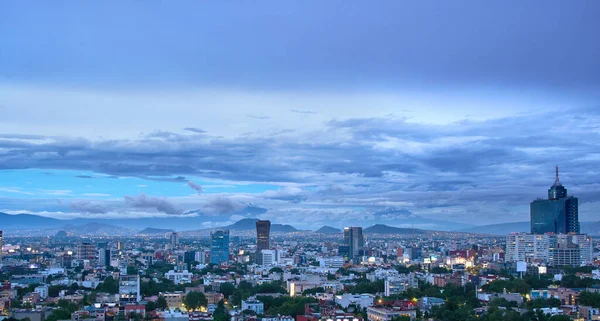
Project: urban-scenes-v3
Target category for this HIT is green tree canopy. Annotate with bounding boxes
[183,291,208,311]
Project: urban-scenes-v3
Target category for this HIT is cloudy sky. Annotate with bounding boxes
[1,1,599,230]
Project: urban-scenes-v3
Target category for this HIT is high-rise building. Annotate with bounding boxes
[256,220,271,265]
[505,233,592,266]
[344,227,364,260]
[98,249,111,268]
[506,233,552,263]
[531,166,579,234]
[170,232,179,248]
[76,242,97,261]
[0,230,3,264]
[210,230,230,265]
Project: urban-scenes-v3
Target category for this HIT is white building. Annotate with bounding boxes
[261,250,279,266]
[165,268,193,284]
[506,233,593,265]
[319,257,345,269]
[384,274,418,297]
[505,234,552,263]
[119,275,141,303]
[34,285,48,299]
[241,299,264,314]
[334,294,374,309]
[367,306,416,321]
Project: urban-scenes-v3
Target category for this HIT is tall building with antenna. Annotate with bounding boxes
[530,166,579,234]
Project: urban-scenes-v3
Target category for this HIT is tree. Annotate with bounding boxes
[269,267,284,274]
[578,291,600,308]
[127,266,139,275]
[212,300,229,321]
[431,267,451,274]
[96,276,119,294]
[183,291,208,311]
[156,296,168,310]
[219,282,236,299]
[145,301,157,312]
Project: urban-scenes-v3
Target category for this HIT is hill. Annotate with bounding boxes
[139,227,175,234]
[0,212,65,229]
[363,224,425,234]
[224,218,298,233]
[314,226,342,234]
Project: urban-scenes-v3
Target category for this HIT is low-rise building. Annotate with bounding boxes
[241,299,264,314]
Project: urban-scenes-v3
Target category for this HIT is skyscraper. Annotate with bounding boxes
[210,230,230,265]
[0,230,3,264]
[256,220,271,265]
[170,232,179,248]
[531,166,579,234]
[343,227,364,260]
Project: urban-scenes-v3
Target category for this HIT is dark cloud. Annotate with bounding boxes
[247,115,270,120]
[124,193,182,214]
[183,127,207,134]
[70,200,108,214]
[0,107,600,224]
[262,187,308,203]
[203,197,244,215]
[187,181,203,195]
[290,109,316,115]
[75,175,93,179]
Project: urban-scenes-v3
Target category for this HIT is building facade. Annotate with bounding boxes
[210,230,230,265]
[76,242,97,261]
[344,227,364,260]
[531,167,579,234]
[256,220,271,265]
[119,275,141,304]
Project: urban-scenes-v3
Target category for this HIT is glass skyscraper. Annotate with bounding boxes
[343,226,364,260]
[210,229,230,264]
[530,166,579,234]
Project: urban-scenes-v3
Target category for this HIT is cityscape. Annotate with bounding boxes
[1,2,600,321]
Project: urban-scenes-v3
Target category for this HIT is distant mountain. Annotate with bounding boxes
[49,222,135,236]
[364,224,425,234]
[458,222,529,235]
[314,226,342,234]
[459,221,600,235]
[224,218,298,233]
[139,227,175,234]
[0,205,268,231]
[0,212,65,229]
[368,207,475,231]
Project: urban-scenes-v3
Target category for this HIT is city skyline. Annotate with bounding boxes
[1,2,600,231]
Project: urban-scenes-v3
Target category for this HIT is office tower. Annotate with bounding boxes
[531,166,579,234]
[98,249,111,268]
[170,232,179,248]
[0,231,3,264]
[343,227,364,260]
[76,242,97,261]
[210,230,230,265]
[256,220,271,265]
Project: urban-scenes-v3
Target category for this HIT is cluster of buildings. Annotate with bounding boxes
[505,167,594,269]
[0,167,598,321]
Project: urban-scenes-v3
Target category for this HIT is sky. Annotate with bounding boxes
[0,1,599,230]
